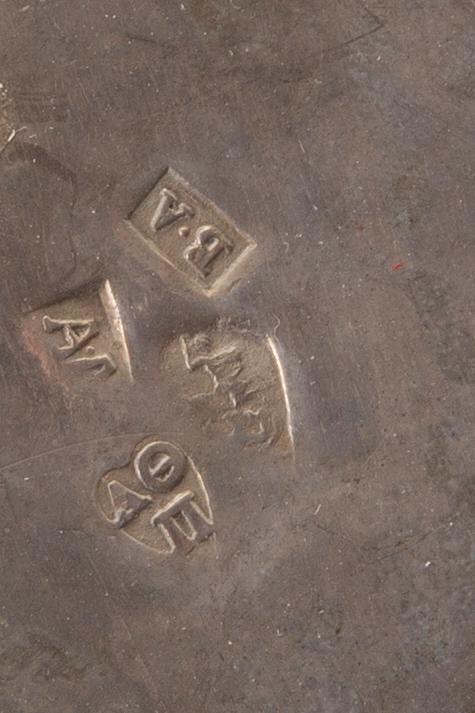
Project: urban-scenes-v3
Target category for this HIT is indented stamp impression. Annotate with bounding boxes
[96,438,214,555]
[163,319,294,452]
[23,280,132,383]
[128,168,256,292]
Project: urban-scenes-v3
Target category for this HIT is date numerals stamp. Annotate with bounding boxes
[96,438,214,556]
[129,168,256,292]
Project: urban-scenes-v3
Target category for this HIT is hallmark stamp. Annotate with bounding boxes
[128,168,256,292]
[42,314,117,377]
[23,280,132,383]
[163,319,293,451]
[96,438,214,555]
[151,490,214,555]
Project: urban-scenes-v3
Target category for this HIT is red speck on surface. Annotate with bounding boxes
[391,262,404,271]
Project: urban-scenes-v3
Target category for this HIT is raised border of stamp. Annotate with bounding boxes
[99,280,133,381]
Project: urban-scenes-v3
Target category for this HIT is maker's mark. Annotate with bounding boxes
[23,280,133,383]
[128,168,256,293]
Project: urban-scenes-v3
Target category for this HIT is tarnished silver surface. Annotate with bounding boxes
[0,1,474,712]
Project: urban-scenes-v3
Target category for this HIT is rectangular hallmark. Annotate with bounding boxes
[128,168,256,293]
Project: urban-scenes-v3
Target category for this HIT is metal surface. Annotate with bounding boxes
[0,1,473,711]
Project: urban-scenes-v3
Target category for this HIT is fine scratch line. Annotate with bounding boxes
[0,432,153,477]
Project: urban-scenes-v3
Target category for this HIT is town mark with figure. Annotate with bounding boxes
[161,319,294,452]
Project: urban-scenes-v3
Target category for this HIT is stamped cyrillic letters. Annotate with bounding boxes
[23,280,133,384]
[96,438,214,556]
[42,314,117,377]
[151,490,214,555]
[128,168,256,292]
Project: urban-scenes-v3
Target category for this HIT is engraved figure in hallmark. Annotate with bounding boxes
[228,407,273,446]
[150,187,194,232]
[175,320,293,451]
[151,491,214,554]
[42,314,117,377]
[96,438,215,555]
[181,328,275,446]
[185,225,233,278]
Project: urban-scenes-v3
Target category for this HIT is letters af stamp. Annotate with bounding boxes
[96,438,214,555]
[42,314,117,378]
[128,168,256,292]
[23,280,132,382]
